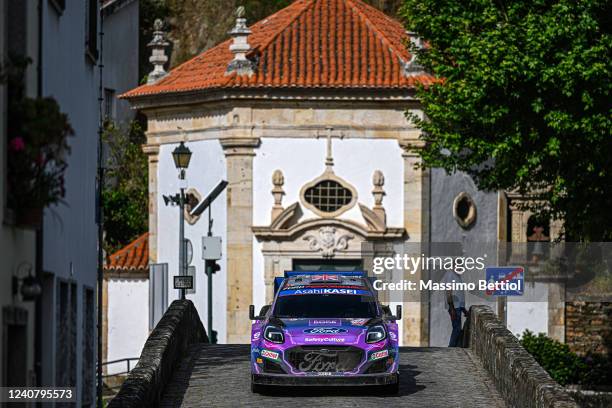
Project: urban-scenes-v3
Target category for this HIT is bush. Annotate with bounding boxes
[520,330,587,386]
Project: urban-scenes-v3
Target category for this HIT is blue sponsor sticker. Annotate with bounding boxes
[278,288,371,296]
[484,267,524,296]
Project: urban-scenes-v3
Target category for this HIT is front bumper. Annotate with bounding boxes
[252,372,399,387]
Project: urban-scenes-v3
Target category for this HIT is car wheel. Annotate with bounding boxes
[251,381,266,394]
[380,378,399,395]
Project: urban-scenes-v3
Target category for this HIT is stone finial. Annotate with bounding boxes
[372,170,387,225]
[403,31,425,76]
[147,19,170,84]
[226,7,255,76]
[271,170,285,221]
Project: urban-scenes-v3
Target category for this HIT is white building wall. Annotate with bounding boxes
[106,279,149,375]
[507,282,549,337]
[252,137,405,312]
[157,140,228,342]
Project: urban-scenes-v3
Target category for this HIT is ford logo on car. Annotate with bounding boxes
[303,327,348,334]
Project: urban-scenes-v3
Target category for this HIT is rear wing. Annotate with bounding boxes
[273,270,369,295]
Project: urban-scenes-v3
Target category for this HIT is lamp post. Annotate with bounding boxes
[172,141,192,300]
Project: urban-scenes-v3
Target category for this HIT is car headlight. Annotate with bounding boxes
[263,325,285,344]
[366,324,387,343]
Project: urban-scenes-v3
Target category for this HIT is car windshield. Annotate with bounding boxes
[273,294,378,318]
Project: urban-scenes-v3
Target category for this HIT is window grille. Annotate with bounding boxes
[304,180,353,213]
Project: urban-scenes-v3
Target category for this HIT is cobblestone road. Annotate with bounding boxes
[160,344,507,408]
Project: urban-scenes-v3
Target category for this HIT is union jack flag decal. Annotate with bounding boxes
[311,274,341,282]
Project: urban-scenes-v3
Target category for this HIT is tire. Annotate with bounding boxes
[251,381,267,394]
[380,377,400,395]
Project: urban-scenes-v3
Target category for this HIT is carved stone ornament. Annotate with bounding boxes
[147,19,170,84]
[371,170,387,225]
[227,6,255,75]
[303,227,354,258]
[271,169,285,221]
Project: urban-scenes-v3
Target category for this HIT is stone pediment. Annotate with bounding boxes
[252,203,405,242]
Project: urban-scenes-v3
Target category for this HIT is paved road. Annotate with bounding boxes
[160,344,507,408]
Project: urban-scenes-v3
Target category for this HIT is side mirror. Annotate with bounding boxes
[395,305,402,321]
[249,304,265,320]
[259,305,271,317]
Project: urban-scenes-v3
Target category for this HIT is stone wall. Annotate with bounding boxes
[565,301,611,357]
[108,300,208,408]
[466,305,578,408]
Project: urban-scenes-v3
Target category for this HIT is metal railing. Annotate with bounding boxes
[99,357,140,378]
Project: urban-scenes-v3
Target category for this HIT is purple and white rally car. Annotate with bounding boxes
[249,271,401,393]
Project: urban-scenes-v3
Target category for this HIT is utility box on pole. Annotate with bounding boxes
[202,236,222,260]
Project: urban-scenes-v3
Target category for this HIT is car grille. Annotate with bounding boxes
[364,358,388,374]
[262,359,286,374]
[287,346,364,373]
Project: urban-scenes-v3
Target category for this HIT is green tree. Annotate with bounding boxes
[400,0,612,240]
[102,121,148,254]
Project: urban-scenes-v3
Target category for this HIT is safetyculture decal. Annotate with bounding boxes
[304,337,346,343]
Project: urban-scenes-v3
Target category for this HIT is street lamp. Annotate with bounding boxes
[172,141,191,300]
[172,141,192,171]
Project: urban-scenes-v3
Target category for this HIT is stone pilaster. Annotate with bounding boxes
[548,282,565,343]
[400,140,430,346]
[221,137,260,343]
[143,144,160,263]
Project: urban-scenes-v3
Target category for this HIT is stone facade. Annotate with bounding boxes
[109,300,208,408]
[467,305,578,408]
[565,301,611,357]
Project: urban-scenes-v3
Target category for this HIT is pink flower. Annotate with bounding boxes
[9,137,25,152]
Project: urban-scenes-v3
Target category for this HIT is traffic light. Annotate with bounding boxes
[210,330,218,344]
[205,259,221,275]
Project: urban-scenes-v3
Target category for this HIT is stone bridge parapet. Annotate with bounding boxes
[466,305,578,408]
[109,300,208,408]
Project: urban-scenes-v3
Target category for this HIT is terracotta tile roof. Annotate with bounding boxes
[106,233,149,273]
[123,0,434,98]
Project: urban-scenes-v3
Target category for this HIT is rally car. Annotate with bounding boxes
[249,271,401,394]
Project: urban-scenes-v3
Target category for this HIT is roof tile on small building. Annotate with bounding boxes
[106,233,149,274]
[123,0,433,98]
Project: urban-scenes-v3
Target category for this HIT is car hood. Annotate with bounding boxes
[277,318,374,346]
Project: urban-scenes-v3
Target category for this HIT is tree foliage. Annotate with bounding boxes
[401,0,612,240]
[520,330,587,386]
[102,121,148,254]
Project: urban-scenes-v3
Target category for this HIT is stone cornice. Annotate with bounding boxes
[125,88,420,111]
[399,137,426,158]
[142,144,160,156]
[252,218,405,241]
[219,137,261,156]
